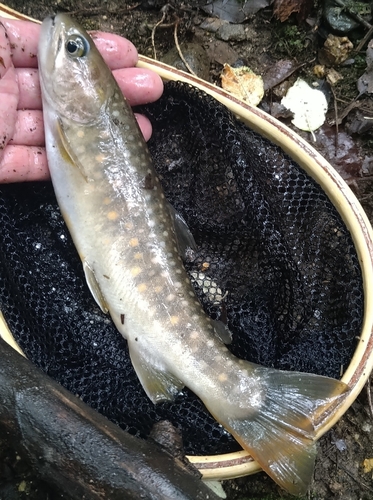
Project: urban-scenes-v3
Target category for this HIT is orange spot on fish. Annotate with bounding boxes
[107,211,119,220]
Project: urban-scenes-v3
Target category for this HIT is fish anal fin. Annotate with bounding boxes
[56,118,90,181]
[211,319,232,345]
[205,365,348,495]
[129,340,184,404]
[168,203,197,259]
[83,261,109,314]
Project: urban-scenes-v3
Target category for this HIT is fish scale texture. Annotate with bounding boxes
[0,81,363,455]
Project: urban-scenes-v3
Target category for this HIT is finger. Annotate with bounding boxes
[0,145,49,183]
[0,22,19,161]
[134,114,152,142]
[0,18,40,68]
[16,68,41,110]
[8,110,44,147]
[0,19,13,74]
[113,68,164,106]
[90,31,138,69]
[0,18,138,70]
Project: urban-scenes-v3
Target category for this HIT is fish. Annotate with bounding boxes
[38,13,349,496]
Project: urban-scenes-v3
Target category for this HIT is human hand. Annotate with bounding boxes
[0,18,163,183]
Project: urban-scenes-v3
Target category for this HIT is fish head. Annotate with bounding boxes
[38,13,115,124]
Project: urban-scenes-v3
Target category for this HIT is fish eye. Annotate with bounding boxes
[65,35,89,58]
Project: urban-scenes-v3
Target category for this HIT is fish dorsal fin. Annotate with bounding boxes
[128,339,184,404]
[56,118,89,181]
[83,260,109,314]
[168,203,197,259]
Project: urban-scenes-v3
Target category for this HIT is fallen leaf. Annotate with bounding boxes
[221,64,264,106]
[357,39,373,95]
[363,458,373,474]
[263,59,299,91]
[273,0,313,22]
[281,78,328,133]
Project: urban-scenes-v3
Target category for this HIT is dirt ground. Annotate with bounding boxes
[1,1,373,499]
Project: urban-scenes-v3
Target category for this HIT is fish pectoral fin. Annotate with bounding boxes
[83,261,109,314]
[168,203,197,259]
[205,365,348,496]
[56,118,90,182]
[211,319,232,345]
[129,341,184,404]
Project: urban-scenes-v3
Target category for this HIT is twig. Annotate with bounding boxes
[173,19,197,77]
[329,85,339,154]
[151,8,168,60]
[367,375,373,420]
[356,25,373,53]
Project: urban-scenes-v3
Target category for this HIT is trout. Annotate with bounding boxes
[38,14,348,495]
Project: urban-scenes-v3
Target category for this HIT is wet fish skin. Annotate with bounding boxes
[38,14,349,496]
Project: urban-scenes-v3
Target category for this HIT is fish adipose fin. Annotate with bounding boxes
[206,366,348,496]
[129,340,185,404]
[83,261,109,314]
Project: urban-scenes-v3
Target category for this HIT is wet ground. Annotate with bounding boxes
[1,1,373,499]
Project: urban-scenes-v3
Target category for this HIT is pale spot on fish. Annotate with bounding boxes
[103,197,112,205]
[218,373,228,382]
[207,339,215,348]
[76,145,86,154]
[131,266,142,277]
[137,283,147,293]
[95,153,105,163]
[107,211,119,221]
[129,238,139,247]
[134,252,143,260]
[77,130,85,138]
[190,331,199,340]
[170,316,180,325]
[166,294,175,302]
[155,286,163,293]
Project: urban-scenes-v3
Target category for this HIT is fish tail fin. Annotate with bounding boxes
[206,367,348,495]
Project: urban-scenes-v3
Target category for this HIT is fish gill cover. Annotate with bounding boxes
[0,81,363,455]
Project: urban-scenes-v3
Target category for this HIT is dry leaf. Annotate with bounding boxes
[221,64,264,106]
[363,458,373,473]
[281,78,328,133]
[273,0,313,22]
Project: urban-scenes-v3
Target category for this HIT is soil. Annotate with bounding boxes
[1,1,373,499]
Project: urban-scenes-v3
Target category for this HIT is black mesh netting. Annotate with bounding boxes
[0,81,364,455]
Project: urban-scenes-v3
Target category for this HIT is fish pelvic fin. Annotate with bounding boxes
[205,366,348,496]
